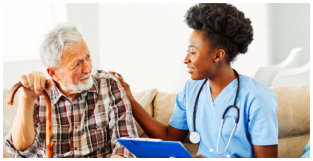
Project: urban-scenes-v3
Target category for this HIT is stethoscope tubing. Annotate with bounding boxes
[192,79,208,132]
[191,69,240,157]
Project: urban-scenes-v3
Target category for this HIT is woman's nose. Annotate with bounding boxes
[184,54,190,64]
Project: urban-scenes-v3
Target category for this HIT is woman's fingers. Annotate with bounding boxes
[109,71,129,87]
[192,154,207,158]
[109,71,123,80]
[109,71,134,100]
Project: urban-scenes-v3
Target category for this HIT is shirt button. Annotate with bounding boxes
[75,126,78,129]
[74,147,77,150]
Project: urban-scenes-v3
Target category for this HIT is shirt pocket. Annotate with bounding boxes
[52,124,72,157]
[84,104,109,153]
[87,104,109,129]
[88,128,106,152]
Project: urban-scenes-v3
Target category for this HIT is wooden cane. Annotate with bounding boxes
[8,82,54,158]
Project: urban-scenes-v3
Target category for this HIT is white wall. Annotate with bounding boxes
[3,60,46,89]
[98,4,193,93]
[98,3,269,93]
[67,4,100,70]
[2,3,310,93]
[2,4,67,89]
[267,3,310,65]
[232,4,269,78]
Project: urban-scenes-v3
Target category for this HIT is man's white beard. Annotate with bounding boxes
[64,74,94,93]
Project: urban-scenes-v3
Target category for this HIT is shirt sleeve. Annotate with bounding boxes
[4,101,43,158]
[168,82,189,130]
[248,90,278,145]
[107,77,139,158]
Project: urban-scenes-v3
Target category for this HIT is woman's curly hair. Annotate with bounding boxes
[185,3,253,62]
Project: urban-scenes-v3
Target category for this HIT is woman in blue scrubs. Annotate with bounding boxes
[112,3,278,158]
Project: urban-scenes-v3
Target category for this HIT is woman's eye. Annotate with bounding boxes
[186,50,195,55]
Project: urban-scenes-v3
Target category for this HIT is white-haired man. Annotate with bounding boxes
[5,24,138,158]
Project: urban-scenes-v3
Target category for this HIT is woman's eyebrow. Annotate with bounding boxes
[188,45,198,49]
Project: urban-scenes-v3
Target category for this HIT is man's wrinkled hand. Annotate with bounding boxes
[19,71,52,103]
[110,154,125,158]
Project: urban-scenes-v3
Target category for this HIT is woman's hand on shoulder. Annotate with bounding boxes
[109,71,135,101]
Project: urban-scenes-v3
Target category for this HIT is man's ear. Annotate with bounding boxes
[47,67,60,81]
[214,49,226,63]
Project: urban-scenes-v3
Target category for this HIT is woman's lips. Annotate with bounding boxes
[187,67,195,73]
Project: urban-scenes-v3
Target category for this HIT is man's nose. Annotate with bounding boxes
[82,60,92,74]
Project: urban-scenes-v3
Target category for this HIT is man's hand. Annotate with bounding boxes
[110,154,125,158]
[11,71,52,151]
[19,71,52,104]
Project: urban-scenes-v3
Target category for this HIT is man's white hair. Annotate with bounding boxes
[40,24,83,68]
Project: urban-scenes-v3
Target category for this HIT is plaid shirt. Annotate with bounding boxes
[5,70,138,158]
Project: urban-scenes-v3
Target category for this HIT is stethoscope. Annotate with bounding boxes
[189,69,240,158]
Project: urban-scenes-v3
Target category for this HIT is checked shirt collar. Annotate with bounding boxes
[49,76,99,105]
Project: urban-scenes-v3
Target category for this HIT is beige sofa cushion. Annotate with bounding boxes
[133,89,158,137]
[153,92,176,125]
[278,134,309,158]
[271,85,310,138]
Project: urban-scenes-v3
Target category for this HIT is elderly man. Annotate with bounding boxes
[5,24,138,158]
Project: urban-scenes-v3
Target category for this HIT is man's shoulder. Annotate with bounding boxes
[92,70,121,87]
[93,70,118,81]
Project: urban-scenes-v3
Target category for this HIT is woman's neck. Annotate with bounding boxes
[209,66,237,101]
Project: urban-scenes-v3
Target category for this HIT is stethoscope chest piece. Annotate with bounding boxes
[190,131,201,144]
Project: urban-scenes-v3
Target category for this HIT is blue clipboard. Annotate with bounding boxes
[117,137,192,158]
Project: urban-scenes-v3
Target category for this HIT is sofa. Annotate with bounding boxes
[3,84,310,158]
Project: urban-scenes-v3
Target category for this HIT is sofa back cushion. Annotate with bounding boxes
[271,85,310,158]
[153,92,176,125]
[271,85,310,138]
[133,89,158,137]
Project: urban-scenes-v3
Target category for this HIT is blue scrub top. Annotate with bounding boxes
[169,75,278,158]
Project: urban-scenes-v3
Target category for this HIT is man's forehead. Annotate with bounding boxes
[61,40,89,64]
[65,39,87,51]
